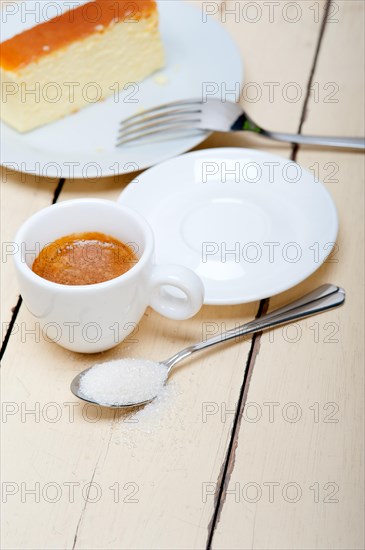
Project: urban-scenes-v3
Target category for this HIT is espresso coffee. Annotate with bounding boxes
[32,232,138,285]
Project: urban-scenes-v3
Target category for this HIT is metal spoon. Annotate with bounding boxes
[71,284,345,409]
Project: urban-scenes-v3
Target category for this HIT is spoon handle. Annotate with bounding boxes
[164,285,345,369]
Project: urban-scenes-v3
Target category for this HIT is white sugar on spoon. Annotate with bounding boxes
[70,285,345,409]
[78,359,168,408]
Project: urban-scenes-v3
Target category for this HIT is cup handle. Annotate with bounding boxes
[148,265,204,320]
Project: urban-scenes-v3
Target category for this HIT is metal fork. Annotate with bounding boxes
[117,98,365,149]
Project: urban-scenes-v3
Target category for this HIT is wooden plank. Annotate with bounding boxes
[1,2,330,549]
[212,2,365,548]
[201,0,329,133]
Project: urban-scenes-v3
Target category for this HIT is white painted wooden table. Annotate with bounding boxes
[1,1,364,549]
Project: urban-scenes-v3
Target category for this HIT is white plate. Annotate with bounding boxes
[117,148,339,304]
[0,1,242,179]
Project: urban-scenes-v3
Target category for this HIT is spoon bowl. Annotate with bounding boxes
[70,363,165,409]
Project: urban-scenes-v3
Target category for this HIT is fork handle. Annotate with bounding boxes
[259,129,365,150]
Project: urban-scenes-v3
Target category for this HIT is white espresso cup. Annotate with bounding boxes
[13,199,204,353]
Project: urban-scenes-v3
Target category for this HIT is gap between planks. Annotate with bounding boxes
[205,1,332,547]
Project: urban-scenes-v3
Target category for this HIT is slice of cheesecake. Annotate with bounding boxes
[0,0,164,132]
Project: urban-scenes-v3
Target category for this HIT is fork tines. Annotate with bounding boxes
[117,98,204,146]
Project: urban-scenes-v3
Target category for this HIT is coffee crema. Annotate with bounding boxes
[32,232,138,285]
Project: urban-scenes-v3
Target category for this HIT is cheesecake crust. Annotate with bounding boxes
[0,0,157,72]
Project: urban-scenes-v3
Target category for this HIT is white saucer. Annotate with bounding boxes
[117,148,339,305]
[0,1,242,179]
